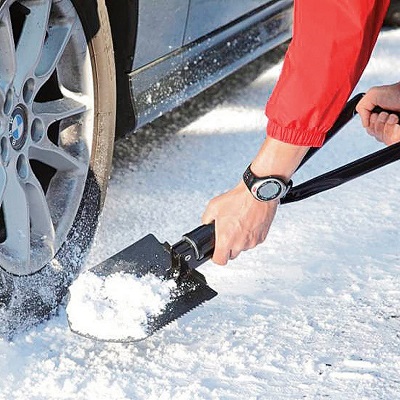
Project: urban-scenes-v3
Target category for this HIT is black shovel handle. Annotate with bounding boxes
[282,94,400,204]
[181,223,215,263]
[297,93,363,169]
[372,106,400,119]
[177,95,400,266]
[297,96,400,170]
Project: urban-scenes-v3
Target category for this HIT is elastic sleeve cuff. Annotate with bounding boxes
[267,119,326,147]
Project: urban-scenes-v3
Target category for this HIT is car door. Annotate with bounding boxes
[133,0,190,69]
[184,0,275,44]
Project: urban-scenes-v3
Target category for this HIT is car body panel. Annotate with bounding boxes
[129,0,293,129]
[184,0,276,43]
[132,0,190,70]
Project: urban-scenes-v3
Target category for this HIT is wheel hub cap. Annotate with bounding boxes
[8,105,27,150]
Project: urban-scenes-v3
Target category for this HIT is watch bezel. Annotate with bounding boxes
[243,164,292,202]
[252,178,287,201]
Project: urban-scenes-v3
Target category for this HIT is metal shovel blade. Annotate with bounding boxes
[67,233,217,342]
[146,268,217,336]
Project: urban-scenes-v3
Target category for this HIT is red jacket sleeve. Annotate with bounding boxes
[265,0,390,147]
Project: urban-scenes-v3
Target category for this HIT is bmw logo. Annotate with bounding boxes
[9,106,28,150]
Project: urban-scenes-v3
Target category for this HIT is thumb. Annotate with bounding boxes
[202,202,216,225]
[356,99,373,128]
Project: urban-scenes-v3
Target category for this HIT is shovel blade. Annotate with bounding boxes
[90,234,172,278]
[68,233,217,342]
[146,269,217,336]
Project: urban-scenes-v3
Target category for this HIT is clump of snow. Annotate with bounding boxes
[66,271,176,341]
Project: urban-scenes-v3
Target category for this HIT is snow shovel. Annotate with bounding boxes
[67,93,400,342]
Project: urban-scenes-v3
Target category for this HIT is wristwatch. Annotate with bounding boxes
[243,164,292,202]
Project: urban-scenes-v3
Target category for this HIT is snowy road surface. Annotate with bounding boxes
[1,29,400,400]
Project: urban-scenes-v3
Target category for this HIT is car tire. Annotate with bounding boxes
[0,0,116,334]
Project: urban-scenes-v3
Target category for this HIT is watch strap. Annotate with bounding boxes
[243,164,257,190]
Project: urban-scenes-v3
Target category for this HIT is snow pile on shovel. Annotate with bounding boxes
[66,270,177,341]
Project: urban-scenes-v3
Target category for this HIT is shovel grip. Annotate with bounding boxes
[372,106,400,121]
[182,223,215,262]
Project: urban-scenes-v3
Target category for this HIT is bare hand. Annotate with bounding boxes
[202,181,278,265]
[356,82,400,145]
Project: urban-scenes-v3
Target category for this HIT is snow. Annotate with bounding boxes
[66,271,177,342]
[1,28,400,399]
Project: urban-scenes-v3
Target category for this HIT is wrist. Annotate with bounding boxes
[251,136,309,180]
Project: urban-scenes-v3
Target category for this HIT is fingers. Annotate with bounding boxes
[357,83,400,145]
[367,111,400,145]
[384,114,400,145]
[201,185,277,266]
[204,212,275,266]
[211,225,261,265]
[201,196,218,226]
[211,222,232,265]
[356,102,373,129]
[375,111,389,138]
[202,197,231,265]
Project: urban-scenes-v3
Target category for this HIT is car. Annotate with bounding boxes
[0,0,293,332]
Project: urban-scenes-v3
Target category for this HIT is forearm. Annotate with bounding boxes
[251,136,309,180]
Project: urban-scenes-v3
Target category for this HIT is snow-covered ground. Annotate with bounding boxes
[2,28,400,400]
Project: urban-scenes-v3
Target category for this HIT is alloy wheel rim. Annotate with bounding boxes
[0,0,94,275]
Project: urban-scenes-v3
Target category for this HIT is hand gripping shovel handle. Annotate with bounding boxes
[171,94,363,267]
[297,95,400,169]
[281,94,400,204]
[172,92,363,267]
[178,94,400,265]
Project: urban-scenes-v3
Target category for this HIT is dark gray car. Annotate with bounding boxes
[0,0,293,331]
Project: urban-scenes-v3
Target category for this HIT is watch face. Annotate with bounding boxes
[257,180,283,201]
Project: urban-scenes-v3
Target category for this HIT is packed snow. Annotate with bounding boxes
[1,28,400,400]
[66,271,177,342]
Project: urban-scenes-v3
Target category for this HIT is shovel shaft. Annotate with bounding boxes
[282,95,400,205]
[298,95,400,171]
[297,93,363,169]
[172,224,215,270]
[182,223,215,261]
[372,106,400,119]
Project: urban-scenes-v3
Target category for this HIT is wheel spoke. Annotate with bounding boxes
[2,171,30,268]
[14,0,52,94]
[25,171,55,243]
[34,96,87,126]
[0,8,17,88]
[0,165,7,205]
[29,137,86,173]
[35,18,76,80]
